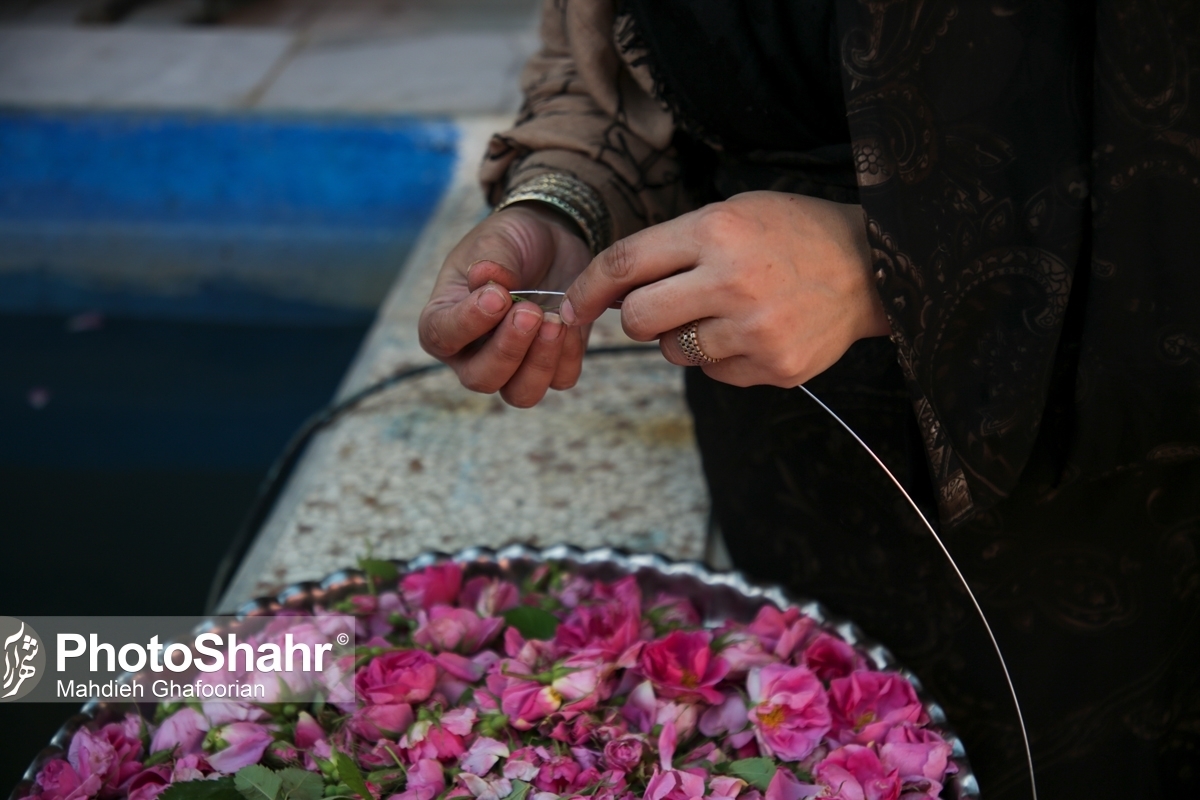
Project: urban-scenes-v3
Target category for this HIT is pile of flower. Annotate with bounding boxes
[20,561,958,800]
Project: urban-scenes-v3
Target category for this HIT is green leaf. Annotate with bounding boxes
[724,759,777,791]
[507,781,531,800]
[143,748,177,768]
[235,765,283,800]
[279,768,325,800]
[162,777,242,800]
[359,558,398,584]
[335,751,375,800]
[365,768,406,787]
[502,606,560,640]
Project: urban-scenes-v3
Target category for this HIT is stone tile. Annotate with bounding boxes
[257,29,538,114]
[0,26,292,108]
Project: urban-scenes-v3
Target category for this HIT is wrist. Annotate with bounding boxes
[493,173,612,256]
[499,200,589,246]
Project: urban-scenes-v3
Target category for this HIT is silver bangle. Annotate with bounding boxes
[493,173,612,256]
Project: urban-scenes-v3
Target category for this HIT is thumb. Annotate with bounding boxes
[462,208,560,292]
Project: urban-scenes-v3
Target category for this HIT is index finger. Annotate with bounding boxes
[560,215,701,326]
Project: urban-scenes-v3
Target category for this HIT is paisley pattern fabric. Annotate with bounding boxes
[480,1,1200,795]
[835,2,1094,523]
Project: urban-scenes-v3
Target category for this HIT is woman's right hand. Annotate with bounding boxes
[418,203,593,407]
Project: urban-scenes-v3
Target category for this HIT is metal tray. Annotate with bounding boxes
[12,545,979,800]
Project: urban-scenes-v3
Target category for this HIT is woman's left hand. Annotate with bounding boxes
[557,191,892,387]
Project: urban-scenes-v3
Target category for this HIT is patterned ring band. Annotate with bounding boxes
[678,320,721,365]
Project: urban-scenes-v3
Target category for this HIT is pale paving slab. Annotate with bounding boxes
[256,30,538,115]
[0,0,540,114]
[0,26,292,108]
[218,118,709,608]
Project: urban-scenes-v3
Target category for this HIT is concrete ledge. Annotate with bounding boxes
[218,118,709,609]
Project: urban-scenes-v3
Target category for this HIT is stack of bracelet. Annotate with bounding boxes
[493,172,613,256]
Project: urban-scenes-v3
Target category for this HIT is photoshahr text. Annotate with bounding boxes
[56,633,332,673]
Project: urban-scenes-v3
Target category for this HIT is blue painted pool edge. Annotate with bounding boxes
[0,109,460,325]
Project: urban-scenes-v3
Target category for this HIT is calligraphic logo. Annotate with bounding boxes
[0,616,45,701]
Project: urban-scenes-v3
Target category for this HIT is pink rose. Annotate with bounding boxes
[402,563,464,610]
[747,664,831,762]
[568,767,604,794]
[461,737,510,776]
[504,679,563,730]
[34,759,99,800]
[355,592,405,641]
[356,650,440,705]
[349,704,414,743]
[294,712,333,768]
[813,745,900,800]
[714,626,776,677]
[532,754,582,794]
[401,711,475,763]
[390,759,445,800]
[124,769,169,800]
[150,708,209,758]
[414,607,504,654]
[654,701,699,742]
[358,740,406,771]
[206,722,273,774]
[747,607,817,662]
[828,672,923,745]
[556,594,643,661]
[764,768,819,800]
[709,776,748,800]
[201,702,266,726]
[621,681,657,734]
[68,716,144,798]
[502,747,544,781]
[458,774,512,800]
[552,651,615,712]
[802,635,863,683]
[641,726,705,800]
[878,728,953,798]
[639,631,729,704]
[643,769,707,800]
[645,593,701,629]
[460,577,520,617]
[699,693,749,738]
[170,754,212,783]
[267,741,300,766]
[552,575,595,608]
[603,736,645,772]
[590,770,632,800]
[487,660,563,730]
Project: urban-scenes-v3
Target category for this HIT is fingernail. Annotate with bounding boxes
[513,308,541,333]
[539,312,563,341]
[478,286,507,314]
[560,297,577,325]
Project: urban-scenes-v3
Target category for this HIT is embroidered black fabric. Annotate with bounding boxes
[619,1,1200,797]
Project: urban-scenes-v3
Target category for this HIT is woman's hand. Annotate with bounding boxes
[418,203,592,407]
[558,191,891,388]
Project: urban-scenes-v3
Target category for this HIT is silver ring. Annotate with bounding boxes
[677,320,721,365]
